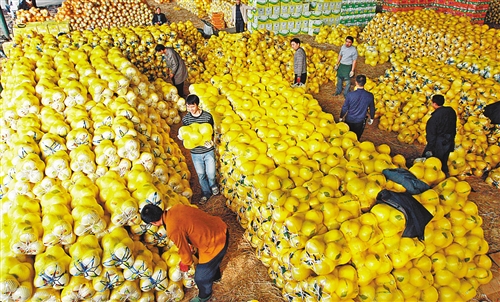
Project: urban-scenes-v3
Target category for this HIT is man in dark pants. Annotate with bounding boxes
[340,74,375,140]
[290,37,307,87]
[155,44,187,98]
[231,0,254,33]
[141,204,229,302]
[422,94,457,176]
[334,36,358,97]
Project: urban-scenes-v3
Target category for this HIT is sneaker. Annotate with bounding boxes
[296,83,305,87]
[212,187,219,196]
[333,92,341,96]
[291,83,298,88]
[199,196,208,205]
[190,295,212,302]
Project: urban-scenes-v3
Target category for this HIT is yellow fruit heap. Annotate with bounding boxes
[0,29,199,300]
[191,69,492,301]
[360,10,500,78]
[369,54,500,179]
[197,30,339,94]
[315,24,361,47]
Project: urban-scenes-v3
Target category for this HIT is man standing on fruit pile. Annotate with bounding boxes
[422,94,457,176]
[140,203,229,302]
[339,75,375,140]
[155,44,187,98]
[179,94,219,205]
[231,0,255,33]
[152,7,168,25]
[334,36,358,98]
[291,38,307,88]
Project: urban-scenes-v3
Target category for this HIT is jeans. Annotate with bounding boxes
[336,75,351,97]
[195,231,229,299]
[191,150,217,198]
[235,20,244,33]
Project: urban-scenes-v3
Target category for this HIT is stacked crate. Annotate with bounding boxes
[211,12,226,29]
[465,0,490,24]
[340,0,377,26]
[381,0,427,12]
[247,0,378,35]
[382,0,489,24]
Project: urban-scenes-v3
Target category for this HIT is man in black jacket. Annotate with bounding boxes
[422,94,457,175]
[152,7,168,25]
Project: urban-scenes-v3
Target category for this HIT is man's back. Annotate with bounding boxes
[341,89,375,124]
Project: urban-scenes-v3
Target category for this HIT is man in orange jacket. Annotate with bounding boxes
[141,204,229,302]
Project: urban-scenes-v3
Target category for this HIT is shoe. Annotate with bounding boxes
[291,83,298,88]
[212,187,219,196]
[333,92,341,96]
[296,83,304,87]
[199,196,208,205]
[190,295,212,302]
[213,277,221,284]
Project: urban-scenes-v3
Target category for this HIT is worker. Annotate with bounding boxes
[155,44,187,98]
[180,94,219,205]
[334,36,358,97]
[339,74,375,140]
[290,37,307,87]
[422,94,457,176]
[141,203,229,302]
[152,7,168,25]
[231,0,255,33]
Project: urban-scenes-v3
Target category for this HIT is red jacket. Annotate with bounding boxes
[163,204,227,265]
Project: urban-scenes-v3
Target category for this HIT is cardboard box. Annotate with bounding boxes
[273,21,281,31]
[280,21,289,30]
[272,4,281,15]
[280,4,290,14]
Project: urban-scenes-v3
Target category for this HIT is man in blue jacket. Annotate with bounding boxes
[340,74,375,140]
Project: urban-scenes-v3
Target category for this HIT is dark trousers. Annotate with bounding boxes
[423,135,454,174]
[235,20,245,33]
[195,231,229,298]
[294,73,307,84]
[347,121,365,140]
[172,78,185,98]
